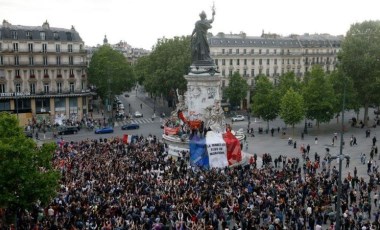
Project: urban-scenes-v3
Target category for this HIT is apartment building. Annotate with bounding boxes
[0,20,92,126]
[210,32,343,109]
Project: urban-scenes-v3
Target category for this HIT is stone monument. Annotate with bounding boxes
[162,5,245,167]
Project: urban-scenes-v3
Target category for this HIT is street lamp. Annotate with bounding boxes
[335,74,346,230]
[15,92,19,119]
[153,97,156,114]
[304,119,308,134]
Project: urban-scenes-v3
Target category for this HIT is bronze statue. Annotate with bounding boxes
[191,5,215,66]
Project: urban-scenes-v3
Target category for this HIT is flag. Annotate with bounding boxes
[123,134,132,144]
[189,131,242,169]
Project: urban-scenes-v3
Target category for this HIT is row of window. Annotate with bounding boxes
[1,55,76,66]
[8,69,75,77]
[0,97,84,113]
[4,31,73,41]
[218,64,334,78]
[0,43,79,53]
[215,56,337,66]
[0,81,84,94]
[220,48,338,55]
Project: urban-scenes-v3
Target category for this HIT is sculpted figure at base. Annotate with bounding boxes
[203,100,225,133]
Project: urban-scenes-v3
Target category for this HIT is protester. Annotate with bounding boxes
[5,134,380,230]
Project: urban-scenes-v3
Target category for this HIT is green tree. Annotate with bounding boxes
[329,70,360,120]
[224,72,249,109]
[251,75,280,130]
[302,65,336,127]
[279,89,305,137]
[88,45,135,103]
[134,36,191,104]
[339,20,380,125]
[0,112,59,224]
[277,71,302,96]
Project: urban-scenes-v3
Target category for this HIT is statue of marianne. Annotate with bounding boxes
[191,5,215,65]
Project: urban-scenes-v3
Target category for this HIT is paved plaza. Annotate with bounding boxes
[246,109,379,182]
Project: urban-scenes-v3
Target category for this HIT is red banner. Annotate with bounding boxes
[164,126,180,135]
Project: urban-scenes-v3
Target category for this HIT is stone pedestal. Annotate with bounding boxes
[184,73,222,120]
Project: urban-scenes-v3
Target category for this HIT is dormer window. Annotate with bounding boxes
[11,31,18,39]
[66,32,72,41]
[40,32,46,40]
[53,32,59,40]
[26,31,32,40]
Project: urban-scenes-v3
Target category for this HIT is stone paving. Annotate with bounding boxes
[245,109,379,182]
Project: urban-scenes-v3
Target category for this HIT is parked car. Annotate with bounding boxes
[374,110,380,115]
[121,123,140,130]
[95,127,114,134]
[134,111,143,118]
[58,126,78,135]
[232,115,245,121]
[124,93,130,97]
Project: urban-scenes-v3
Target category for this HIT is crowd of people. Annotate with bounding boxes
[4,132,380,229]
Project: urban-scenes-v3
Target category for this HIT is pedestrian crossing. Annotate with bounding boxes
[114,118,161,127]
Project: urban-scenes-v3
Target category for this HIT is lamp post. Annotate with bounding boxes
[15,92,19,119]
[107,78,112,126]
[304,119,308,134]
[335,75,346,230]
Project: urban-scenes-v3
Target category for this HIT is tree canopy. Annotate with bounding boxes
[277,71,302,95]
[134,36,191,100]
[0,112,59,220]
[280,89,305,136]
[251,75,280,126]
[302,65,336,125]
[88,45,136,101]
[224,72,249,108]
[339,20,380,124]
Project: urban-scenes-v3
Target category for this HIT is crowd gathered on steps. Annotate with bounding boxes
[2,133,380,230]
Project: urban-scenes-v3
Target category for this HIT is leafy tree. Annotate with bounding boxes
[88,45,135,102]
[339,20,380,125]
[224,72,249,109]
[329,70,360,119]
[277,71,302,96]
[302,65,336,127]
[279,89,305,137]
[134,36,191,104]
[0,112,59,224]
[251,75,280,130]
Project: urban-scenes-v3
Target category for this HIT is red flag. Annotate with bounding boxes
[223,130,242,165]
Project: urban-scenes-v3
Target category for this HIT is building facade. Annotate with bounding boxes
[0,20,93,126]
[209,32,343,109]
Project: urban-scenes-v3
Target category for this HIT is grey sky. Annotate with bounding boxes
[1,0,379,49]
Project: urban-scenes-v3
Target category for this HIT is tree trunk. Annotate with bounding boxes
[364,104,369,126]
[292,124,295,138]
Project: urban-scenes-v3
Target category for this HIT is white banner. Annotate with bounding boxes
[206,132,228,168]
[168,145,188,157]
